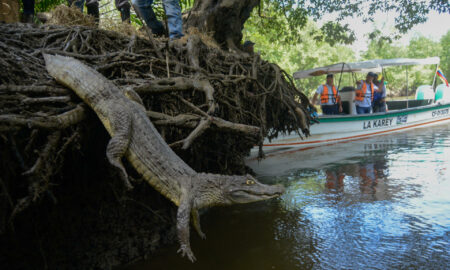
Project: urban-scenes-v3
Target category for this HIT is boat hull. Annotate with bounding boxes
[248,102,450,159]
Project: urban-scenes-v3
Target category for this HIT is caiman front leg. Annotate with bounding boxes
[106,109,133,190]
[177,192,196,262]
[191,209,206,239]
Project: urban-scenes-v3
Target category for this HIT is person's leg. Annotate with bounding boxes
[163,0,183,39]
[331,104,339,115]
[356,106,370,114]
[68,0,85,11]
[321,105,331,115]
[22,0,35,23]
[132,0,164,35]
[85,0,99,23]
[115,0,131,23]
[356,106,363,114]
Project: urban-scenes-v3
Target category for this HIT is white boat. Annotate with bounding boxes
[247,57,450,160]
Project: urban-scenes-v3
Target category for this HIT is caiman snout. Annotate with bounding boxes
[228,181,285,204]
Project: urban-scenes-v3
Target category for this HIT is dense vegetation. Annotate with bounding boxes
[245,20,449,97]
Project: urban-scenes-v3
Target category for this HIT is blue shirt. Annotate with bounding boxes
[373,84,386,103]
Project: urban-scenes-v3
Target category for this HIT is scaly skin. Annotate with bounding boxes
[44,54,285,262]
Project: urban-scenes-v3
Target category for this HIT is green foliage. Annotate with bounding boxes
[253,0,448,47]
[34,0,65,13]
[20,0,65,14]
[361,33,444,96]
[439,30,450,78]
[245,2,448,99]
[243,18,357,97]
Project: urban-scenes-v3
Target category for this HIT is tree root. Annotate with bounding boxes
[0,23,313,230]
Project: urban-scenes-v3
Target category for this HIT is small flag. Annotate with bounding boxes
[437,68,449,87]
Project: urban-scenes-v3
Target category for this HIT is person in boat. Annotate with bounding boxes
[372,74,387,113]
[355,72,377,114]
[311,74,343,115]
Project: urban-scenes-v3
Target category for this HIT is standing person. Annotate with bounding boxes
[67,0,131,23]
[355,72,376,114]
[311,74,343,115]
[132,0,183,39]
[372,74,387,113]
[22,0,35,23]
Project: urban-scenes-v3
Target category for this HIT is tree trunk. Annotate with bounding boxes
[185,0,260,50]
[0,0,20,23]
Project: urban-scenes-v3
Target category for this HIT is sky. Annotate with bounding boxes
[341,10,450,56]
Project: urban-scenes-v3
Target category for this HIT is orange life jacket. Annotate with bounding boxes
[355,81,374,102]
[320,85,338,104]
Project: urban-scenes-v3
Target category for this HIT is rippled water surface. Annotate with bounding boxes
[128,124,450,270]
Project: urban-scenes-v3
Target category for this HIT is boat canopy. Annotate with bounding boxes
[293,57,440,79]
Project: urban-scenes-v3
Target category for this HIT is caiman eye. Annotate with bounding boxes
[246,179,255,185]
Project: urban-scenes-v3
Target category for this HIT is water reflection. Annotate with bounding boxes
[126,124,450,270]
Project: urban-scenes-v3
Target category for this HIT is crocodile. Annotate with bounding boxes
[43,54,285,262]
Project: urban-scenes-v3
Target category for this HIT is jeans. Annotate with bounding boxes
[321,104,339,115]
[356,106,371,114]
[132,0,183,39]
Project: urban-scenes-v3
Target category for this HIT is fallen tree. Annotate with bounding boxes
[0,19,312,269]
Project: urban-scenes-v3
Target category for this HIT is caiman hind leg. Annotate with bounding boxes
[177,193,196,262]
[106,108,133,190]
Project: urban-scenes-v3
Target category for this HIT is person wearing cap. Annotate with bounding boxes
[372,74,387,112]
[355,72,377,114]
[311,74,343,115]
[243,40,255,54]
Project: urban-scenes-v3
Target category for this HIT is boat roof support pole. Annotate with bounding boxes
[432,64,439,90]
[406,66,409,109]
[337,63,345,90]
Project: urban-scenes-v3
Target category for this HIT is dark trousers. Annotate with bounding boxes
[68,0,130,11]
[321,104,339,115]
[22,0,35,14]
[372,102,386,113]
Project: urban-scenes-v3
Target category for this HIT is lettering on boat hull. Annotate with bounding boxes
[432,108,449,118]
[396,115,408,125]
[363,118,394,130]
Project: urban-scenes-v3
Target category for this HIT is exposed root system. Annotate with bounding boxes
[0,22,312,268]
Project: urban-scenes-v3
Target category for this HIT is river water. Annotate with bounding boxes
[127,124,450,270]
